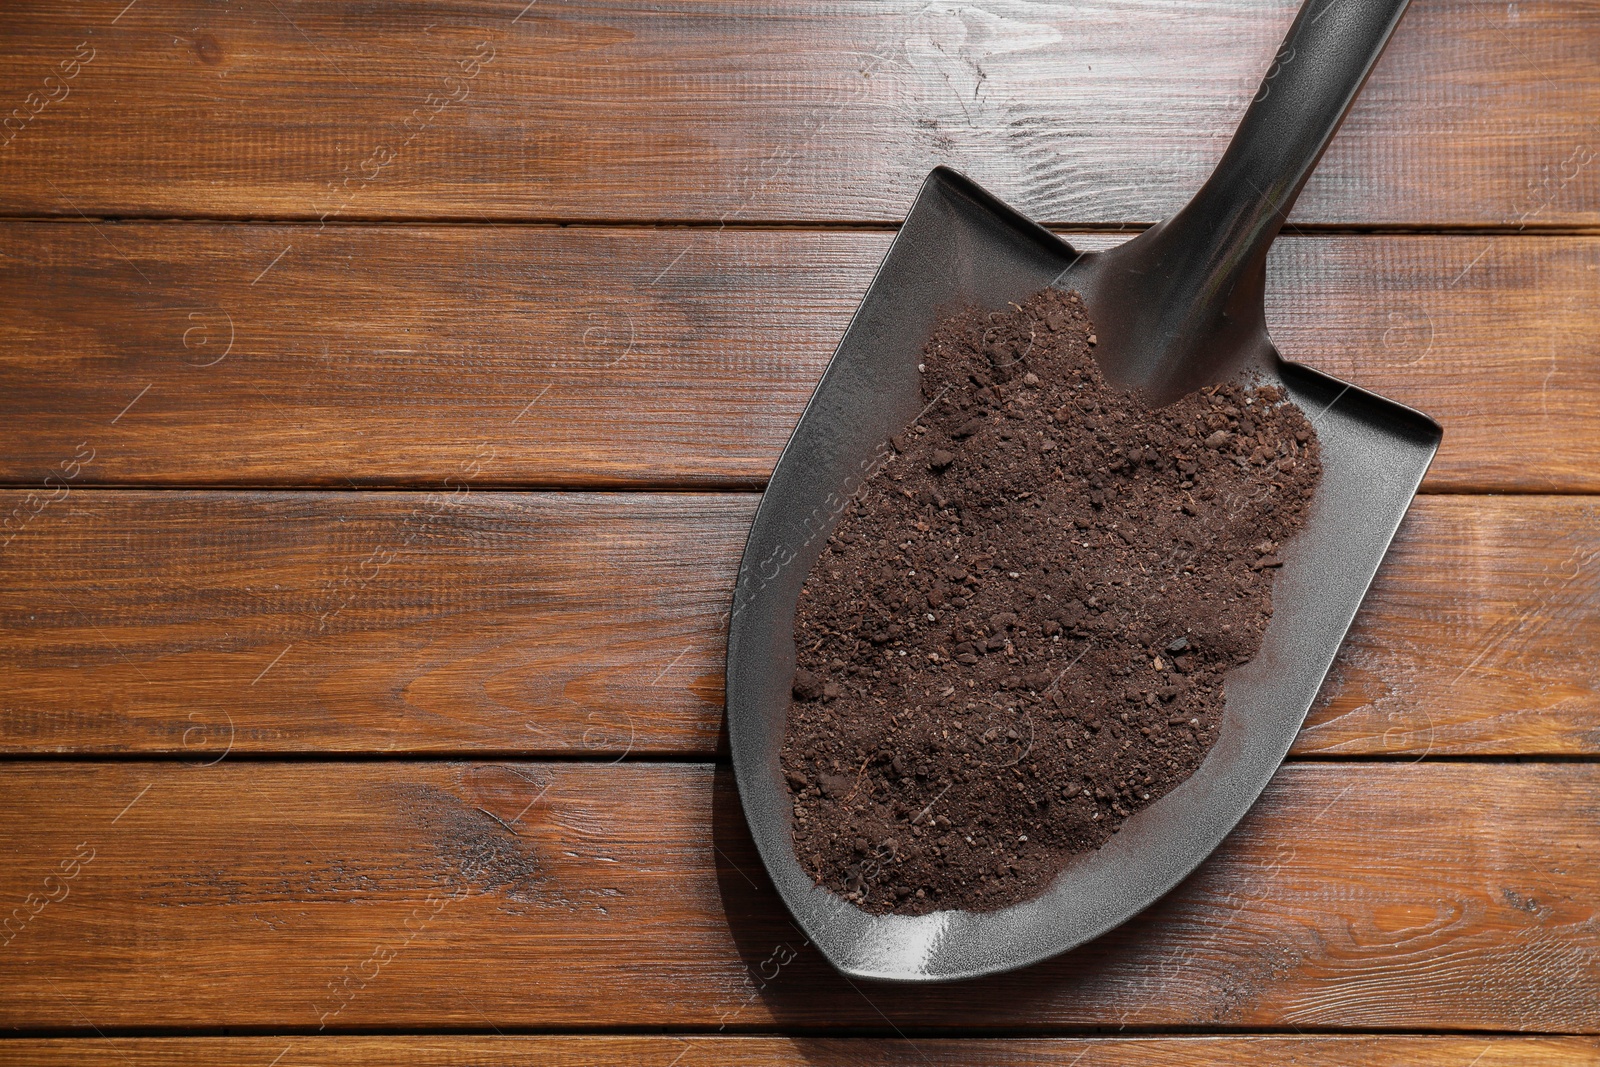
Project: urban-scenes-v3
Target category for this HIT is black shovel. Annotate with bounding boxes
[726,0,1440,982]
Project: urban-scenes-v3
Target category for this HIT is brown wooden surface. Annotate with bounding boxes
[0,226,1596,492]
[0,0,1596,226]
[0,763,1595,1032]
[1,0,1595,1056]
[0,490,739,756]
[1,492,1595,756]
[1,1036,1596,1067]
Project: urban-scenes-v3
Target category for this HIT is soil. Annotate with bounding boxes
[780,286,1323,915]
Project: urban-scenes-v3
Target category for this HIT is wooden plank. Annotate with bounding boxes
[2,493,1594,756]
[0,491,743,756]
[1299,494,1600,755]
[0,1036,1595,1067]
[0,0,1593,225]
[0,762,1593,1031]
[0,226,1595,492]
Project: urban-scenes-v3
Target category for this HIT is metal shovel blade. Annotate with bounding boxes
[726,0,1440,983]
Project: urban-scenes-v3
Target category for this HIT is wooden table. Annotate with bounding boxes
[1,0,1596,1063]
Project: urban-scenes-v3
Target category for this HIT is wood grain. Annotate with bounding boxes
[2,492,1594,755]
[0,491,742,756]
[0,762,1593,1031]
[1298,494,1600,755]
[0,1036,1595,1067]
[0,0,1594,225]
[0,226,1595,491]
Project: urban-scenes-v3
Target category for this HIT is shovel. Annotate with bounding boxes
[726,0,1440,982]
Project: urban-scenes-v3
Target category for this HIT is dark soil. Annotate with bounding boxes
[781,286,1323,915]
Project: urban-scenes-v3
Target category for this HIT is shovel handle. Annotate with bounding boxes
[1161,0,1412,281]
[1067,0,1412,402]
